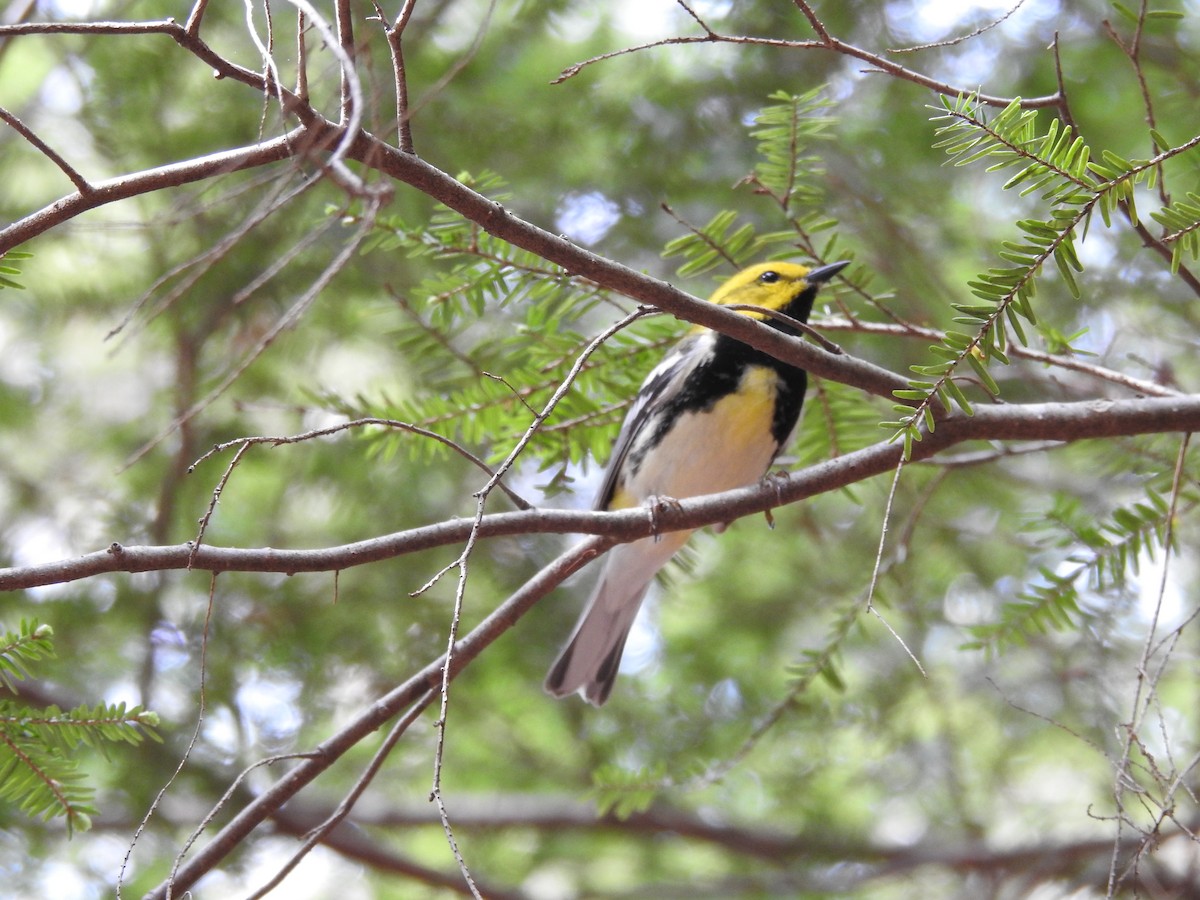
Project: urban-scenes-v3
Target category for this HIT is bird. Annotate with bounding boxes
[544,259,849,705]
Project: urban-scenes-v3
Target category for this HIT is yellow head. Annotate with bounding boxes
[706,261,848,323]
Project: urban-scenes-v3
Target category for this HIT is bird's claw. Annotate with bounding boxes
[647,494,682,542]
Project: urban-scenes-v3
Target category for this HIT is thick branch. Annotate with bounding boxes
[136,376,1200,899]
[0,61,1168,414]
[5,395,1200,593]
[333,129,910,400]
[0,131,909,406]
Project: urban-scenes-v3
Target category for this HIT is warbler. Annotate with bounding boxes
[545,259,849,705]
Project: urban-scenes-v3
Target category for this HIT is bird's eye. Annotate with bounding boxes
[758,270,780,284]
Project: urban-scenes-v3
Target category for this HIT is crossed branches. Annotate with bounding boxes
[1,2,1198,899]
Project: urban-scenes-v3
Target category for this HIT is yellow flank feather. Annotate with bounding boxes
[607,487,638,510]
[630,367,781,502]
[722,365,779,446]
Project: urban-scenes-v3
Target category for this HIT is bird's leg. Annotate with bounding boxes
[646,494,683,543]
[761,469,792,530]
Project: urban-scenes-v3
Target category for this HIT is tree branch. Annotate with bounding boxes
[1,29,1180,411]
[556,3,1061,109]
[0,106,91,193]
[2,10,1195,900]
[333,0,355,123]
[314,793,1199,883]
[818,318,1182,399]
[271,803,522,899]
[0,131,305,253]
[141,538,598,900]
[0,111,911,401]
[338,131,913,400]
[377,0,419,152]
[5,395,1200,593]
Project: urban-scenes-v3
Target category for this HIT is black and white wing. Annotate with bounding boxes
[592,332,714,510]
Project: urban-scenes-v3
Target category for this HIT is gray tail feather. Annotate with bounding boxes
[544,576,651,706]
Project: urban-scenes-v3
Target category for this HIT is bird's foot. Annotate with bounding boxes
[646,494,683,542]
[761,469,792,529]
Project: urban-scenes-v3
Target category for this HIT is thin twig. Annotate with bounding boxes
[789,0,831,40]
[659,203,742,270]
[242,0,285,108]
[227,210,338,307]
[157,750,320,897]
[140,534,604,900]
[675,0,716,36]
[189,417,534,511]
[1050,32,1079,136]
[260,0,278,139]
[245,691,438,900]
[987,676,1111,760]
[334,0,355,124]
[121,196,385,470]
[887,0,1028,53]
[0,128,303,255]
[191,442,250,561]
[0,0,37,64]
[377,0,419,152]
[295,8,309,100]
[483,371,540,415]
[554,9,1059,109]
[723,303,843,354]
[184,0,210,35]
[283,0,378,197]
[118,572,218,900]
[390,288,483,372]
[919,440,1066,467]
[105,174,318,346]
[0,106,91,193]
[428,304,655,895]
[1102,7,1170,206]
[817,317,1182,399]
[1107,431,1193,896]
[864,456,927,677]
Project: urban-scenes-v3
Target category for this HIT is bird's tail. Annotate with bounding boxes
[544,536,679,705]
